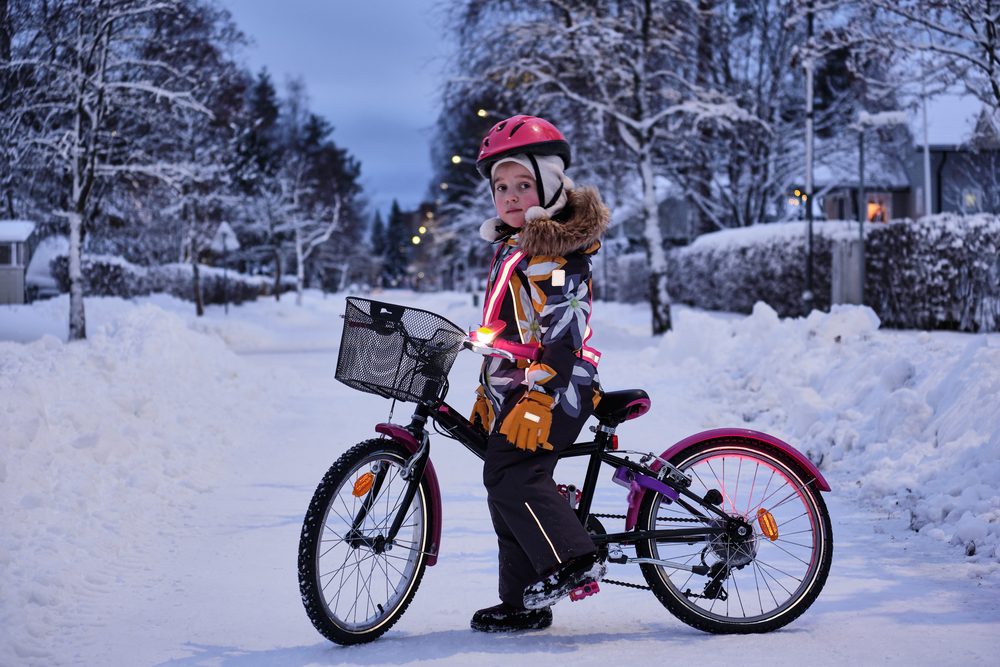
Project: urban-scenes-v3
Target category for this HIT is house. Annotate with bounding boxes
[820,94,998,221]
[0,220,36,304]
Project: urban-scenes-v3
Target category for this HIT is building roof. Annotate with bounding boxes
[0,220,36,243]
[908,93,981,148]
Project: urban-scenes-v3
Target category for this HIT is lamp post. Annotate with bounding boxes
[210,221,240,315]
[803,5,816,316]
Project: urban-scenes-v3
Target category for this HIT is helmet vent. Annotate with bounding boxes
[509,122,526,137]
[496,122,507,132]
[484,138,490,148]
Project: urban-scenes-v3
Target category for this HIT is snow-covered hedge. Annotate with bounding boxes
[604,252,651,303]
[653,215,1000,332]
[866,214,1000,332]
[667,222,835,316]
[49,255,296,304]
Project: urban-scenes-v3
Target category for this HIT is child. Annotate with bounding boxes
[469,115,610,632]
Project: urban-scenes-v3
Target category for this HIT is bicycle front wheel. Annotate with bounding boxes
[298,439,433,645]
[636,438,832,634]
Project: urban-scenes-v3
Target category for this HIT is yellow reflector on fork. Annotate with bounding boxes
[757,508,779,541]
[353,472,375,497]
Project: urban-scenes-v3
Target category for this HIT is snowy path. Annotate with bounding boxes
[84,315,1000,665]
[2,291,998,665]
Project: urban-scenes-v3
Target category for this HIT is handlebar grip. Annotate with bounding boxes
[492,338,542,362]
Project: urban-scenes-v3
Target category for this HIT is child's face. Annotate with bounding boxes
[492,161,539,229]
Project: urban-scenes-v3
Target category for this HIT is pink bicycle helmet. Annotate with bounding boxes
[476,115,571,179]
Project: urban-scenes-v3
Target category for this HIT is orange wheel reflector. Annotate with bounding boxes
[757,508,779,541]
[353,472,375,497]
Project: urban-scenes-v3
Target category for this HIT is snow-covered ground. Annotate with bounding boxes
[1,290,998,666]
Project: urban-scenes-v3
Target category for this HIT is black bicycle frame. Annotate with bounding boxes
[365,400,742,555]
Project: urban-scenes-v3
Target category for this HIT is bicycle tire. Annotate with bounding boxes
[636,437,833,634]
[298,439,433,645]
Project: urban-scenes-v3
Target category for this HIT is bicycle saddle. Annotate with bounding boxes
[594,389,650,426]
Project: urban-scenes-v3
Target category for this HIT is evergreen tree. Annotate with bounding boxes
[370,210,386,255]
[382,200,409,285]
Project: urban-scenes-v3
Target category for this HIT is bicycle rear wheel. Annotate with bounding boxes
[298,439,433,645]
[636,438,832,634]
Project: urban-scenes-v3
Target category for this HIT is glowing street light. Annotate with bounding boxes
[418,226,427,234]
[451,155,462,164]
[478,109,487,117]
[412,236,421,245]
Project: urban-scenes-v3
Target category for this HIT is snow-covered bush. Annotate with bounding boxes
[49,255,284,304]
[605,252,651,303]
[150,263,264,305]
[50,254,151,299]
[866,214,1000,332]
[667,222,834,317]
[663,215,1000,332]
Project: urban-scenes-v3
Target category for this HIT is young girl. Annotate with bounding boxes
[469,115,610,633]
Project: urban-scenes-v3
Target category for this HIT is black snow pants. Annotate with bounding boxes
[483,386,599,608]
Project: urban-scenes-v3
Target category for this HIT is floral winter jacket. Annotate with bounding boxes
[478,186,610,421]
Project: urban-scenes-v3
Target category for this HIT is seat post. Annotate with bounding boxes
[575,430,612,526]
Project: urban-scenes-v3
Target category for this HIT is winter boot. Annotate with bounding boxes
[470,602,553,633]
[522,552,607,609]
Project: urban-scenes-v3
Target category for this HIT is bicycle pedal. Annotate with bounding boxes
[569,582,600,602]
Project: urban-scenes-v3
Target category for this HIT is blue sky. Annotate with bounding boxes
[219,0,452,218]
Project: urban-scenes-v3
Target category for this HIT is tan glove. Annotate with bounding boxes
[471,385,495,432]
[499,391,555,452]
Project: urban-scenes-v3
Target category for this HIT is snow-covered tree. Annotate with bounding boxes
[1,0,210,339]
[235,78,363,303]
[445,0,718,332]
[837,0,1000,112]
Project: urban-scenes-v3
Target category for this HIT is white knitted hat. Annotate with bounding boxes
[491,153,574,222]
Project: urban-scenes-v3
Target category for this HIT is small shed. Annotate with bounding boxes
[0,220,37,304]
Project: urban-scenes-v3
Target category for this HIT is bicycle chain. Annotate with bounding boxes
[590,513,704,592]
[603,578,651,591]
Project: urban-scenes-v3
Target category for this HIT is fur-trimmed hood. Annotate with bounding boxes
[479,186,610,256]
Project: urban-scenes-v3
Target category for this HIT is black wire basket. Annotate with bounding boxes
[335,297,466,404]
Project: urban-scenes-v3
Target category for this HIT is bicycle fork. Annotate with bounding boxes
[347,416,433,555]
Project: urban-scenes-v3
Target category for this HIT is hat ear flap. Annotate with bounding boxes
[480,217,504,241]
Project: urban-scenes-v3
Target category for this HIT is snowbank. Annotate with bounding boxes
[656,302,1000,561]
[0,299,280,662]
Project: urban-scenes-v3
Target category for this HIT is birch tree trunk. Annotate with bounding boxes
[67,211,86,340]
[295,223,305,306]
[638,143,672,333]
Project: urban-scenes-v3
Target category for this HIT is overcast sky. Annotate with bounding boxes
[218,0,452,218]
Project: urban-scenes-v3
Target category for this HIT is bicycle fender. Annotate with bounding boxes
[375,423,442,566]
[623,428,831,531]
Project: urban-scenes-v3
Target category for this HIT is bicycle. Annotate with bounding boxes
[298,297,833,645]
